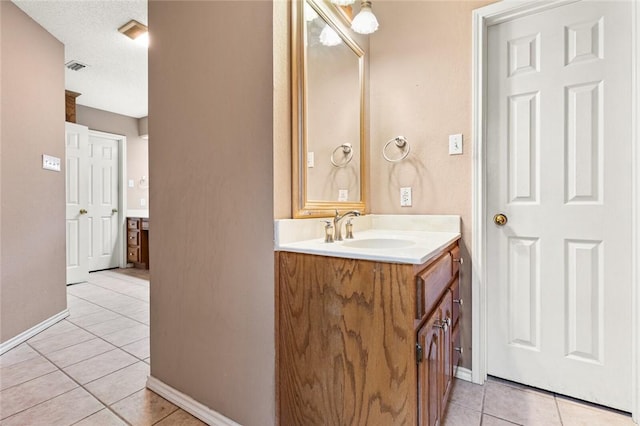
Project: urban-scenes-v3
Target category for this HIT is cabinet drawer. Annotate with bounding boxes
[141,219,149,230]
[451,277,460,327]
[127,219,139,230]
[127,231,139,246]
[450,245,461,276]
[416,252,452,320]
[127,247,140,263]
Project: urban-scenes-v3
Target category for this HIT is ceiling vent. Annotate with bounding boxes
[65,60,88,71]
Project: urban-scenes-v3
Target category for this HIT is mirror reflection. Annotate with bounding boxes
[293,0,366,217]
[305,2,361,202]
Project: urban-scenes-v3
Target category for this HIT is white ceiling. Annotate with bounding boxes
[13,0,148,118]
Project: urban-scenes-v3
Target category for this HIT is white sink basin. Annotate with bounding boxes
[342,238,416,249]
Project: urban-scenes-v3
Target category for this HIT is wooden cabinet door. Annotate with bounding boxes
[418,310,442,426]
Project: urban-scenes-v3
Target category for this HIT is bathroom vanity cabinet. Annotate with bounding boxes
[277,240,461,425]
[127,217,149,269]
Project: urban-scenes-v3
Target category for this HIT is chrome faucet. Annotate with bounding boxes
[333,209,361,241]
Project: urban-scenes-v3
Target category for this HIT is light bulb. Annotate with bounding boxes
[135,32,149,47]
[319,24,342,47]
[351,1,378,34]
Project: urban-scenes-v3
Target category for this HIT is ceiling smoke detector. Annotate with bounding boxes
[65,60,88,71]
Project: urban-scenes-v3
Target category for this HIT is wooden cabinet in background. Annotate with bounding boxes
[277,240,462,425]
[127,217,149,269]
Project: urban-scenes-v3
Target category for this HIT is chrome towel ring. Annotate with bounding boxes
[331,143,354,168]
[383,136,411,162]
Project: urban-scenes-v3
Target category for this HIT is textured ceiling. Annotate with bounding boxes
[13,0,148,118]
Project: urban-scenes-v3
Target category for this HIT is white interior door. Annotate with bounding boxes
[486,0,632,411]
[65,122,89,284]
[87,132,120,272]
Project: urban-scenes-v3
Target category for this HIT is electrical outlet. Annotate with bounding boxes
[338,189,348,202]
[128,179,135,188]
[42,154,61,172]
[307,152,315,168]
[400,187,412,207]
[449,134,463,155]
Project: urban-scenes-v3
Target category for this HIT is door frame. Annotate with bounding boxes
[87,129,128,270]
[471,0,640,421]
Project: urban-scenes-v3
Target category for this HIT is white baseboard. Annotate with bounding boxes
[0,309,69,355]
[147,376,242,426]
[454,366,473,382]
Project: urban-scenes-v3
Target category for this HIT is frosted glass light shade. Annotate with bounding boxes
[319,25,342,47]
[330,0,356,5]
[304,2,319,21]
[351,2,378,34]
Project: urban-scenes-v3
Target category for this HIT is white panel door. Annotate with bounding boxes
[486,1,631,410]
[87,132,120,272]
[65,122,89,284]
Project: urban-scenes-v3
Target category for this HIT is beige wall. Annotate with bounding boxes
[370,0,493,368]
[0,1,66,342]
[76,105,149,211]
[274,0,291,219]
[148,1,275,425]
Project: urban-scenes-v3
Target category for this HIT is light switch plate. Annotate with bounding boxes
[128,179,135,188]
[449,134,463,155]
[400,187,412,207]
[42,154,61,172]
[140,198,146,207]
[338,189,348,202]
[307,152,315,168]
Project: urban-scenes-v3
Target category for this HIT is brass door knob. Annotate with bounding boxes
[79,209,88,215]
[112,208,118,214]
[493,213,508,226]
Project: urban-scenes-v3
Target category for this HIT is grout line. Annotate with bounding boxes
[555,394,564,426]
[0,385,85,422]
[1,270,152,426]
[150,404,180,425]
[67,291,149,328]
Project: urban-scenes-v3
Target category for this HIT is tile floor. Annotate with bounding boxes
[0,269,636,425]
[443,376,635,426]
[0,269,205,425]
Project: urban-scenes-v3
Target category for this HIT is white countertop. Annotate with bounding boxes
[275,215,461,265]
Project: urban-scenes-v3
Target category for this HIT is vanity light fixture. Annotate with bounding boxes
[319,24,342,47]
[118,19,149,47]
[351,0,379,35]
[304,2,319,21]
[330,0,356,5]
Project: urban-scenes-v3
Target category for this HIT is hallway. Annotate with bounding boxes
[0,269,204,425]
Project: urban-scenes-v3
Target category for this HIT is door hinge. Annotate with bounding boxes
[416,342,423,363]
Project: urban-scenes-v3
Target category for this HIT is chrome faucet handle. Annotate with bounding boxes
[345,219,354,239]
[323,220,334,243]
[333,210,361,241]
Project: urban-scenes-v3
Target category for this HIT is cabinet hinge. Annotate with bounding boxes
[416,342,423,363]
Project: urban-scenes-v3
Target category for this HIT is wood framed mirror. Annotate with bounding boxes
[292,0,367,218]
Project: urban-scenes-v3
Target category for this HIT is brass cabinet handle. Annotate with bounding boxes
[79,209,88,215]
[493,213,508,226]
